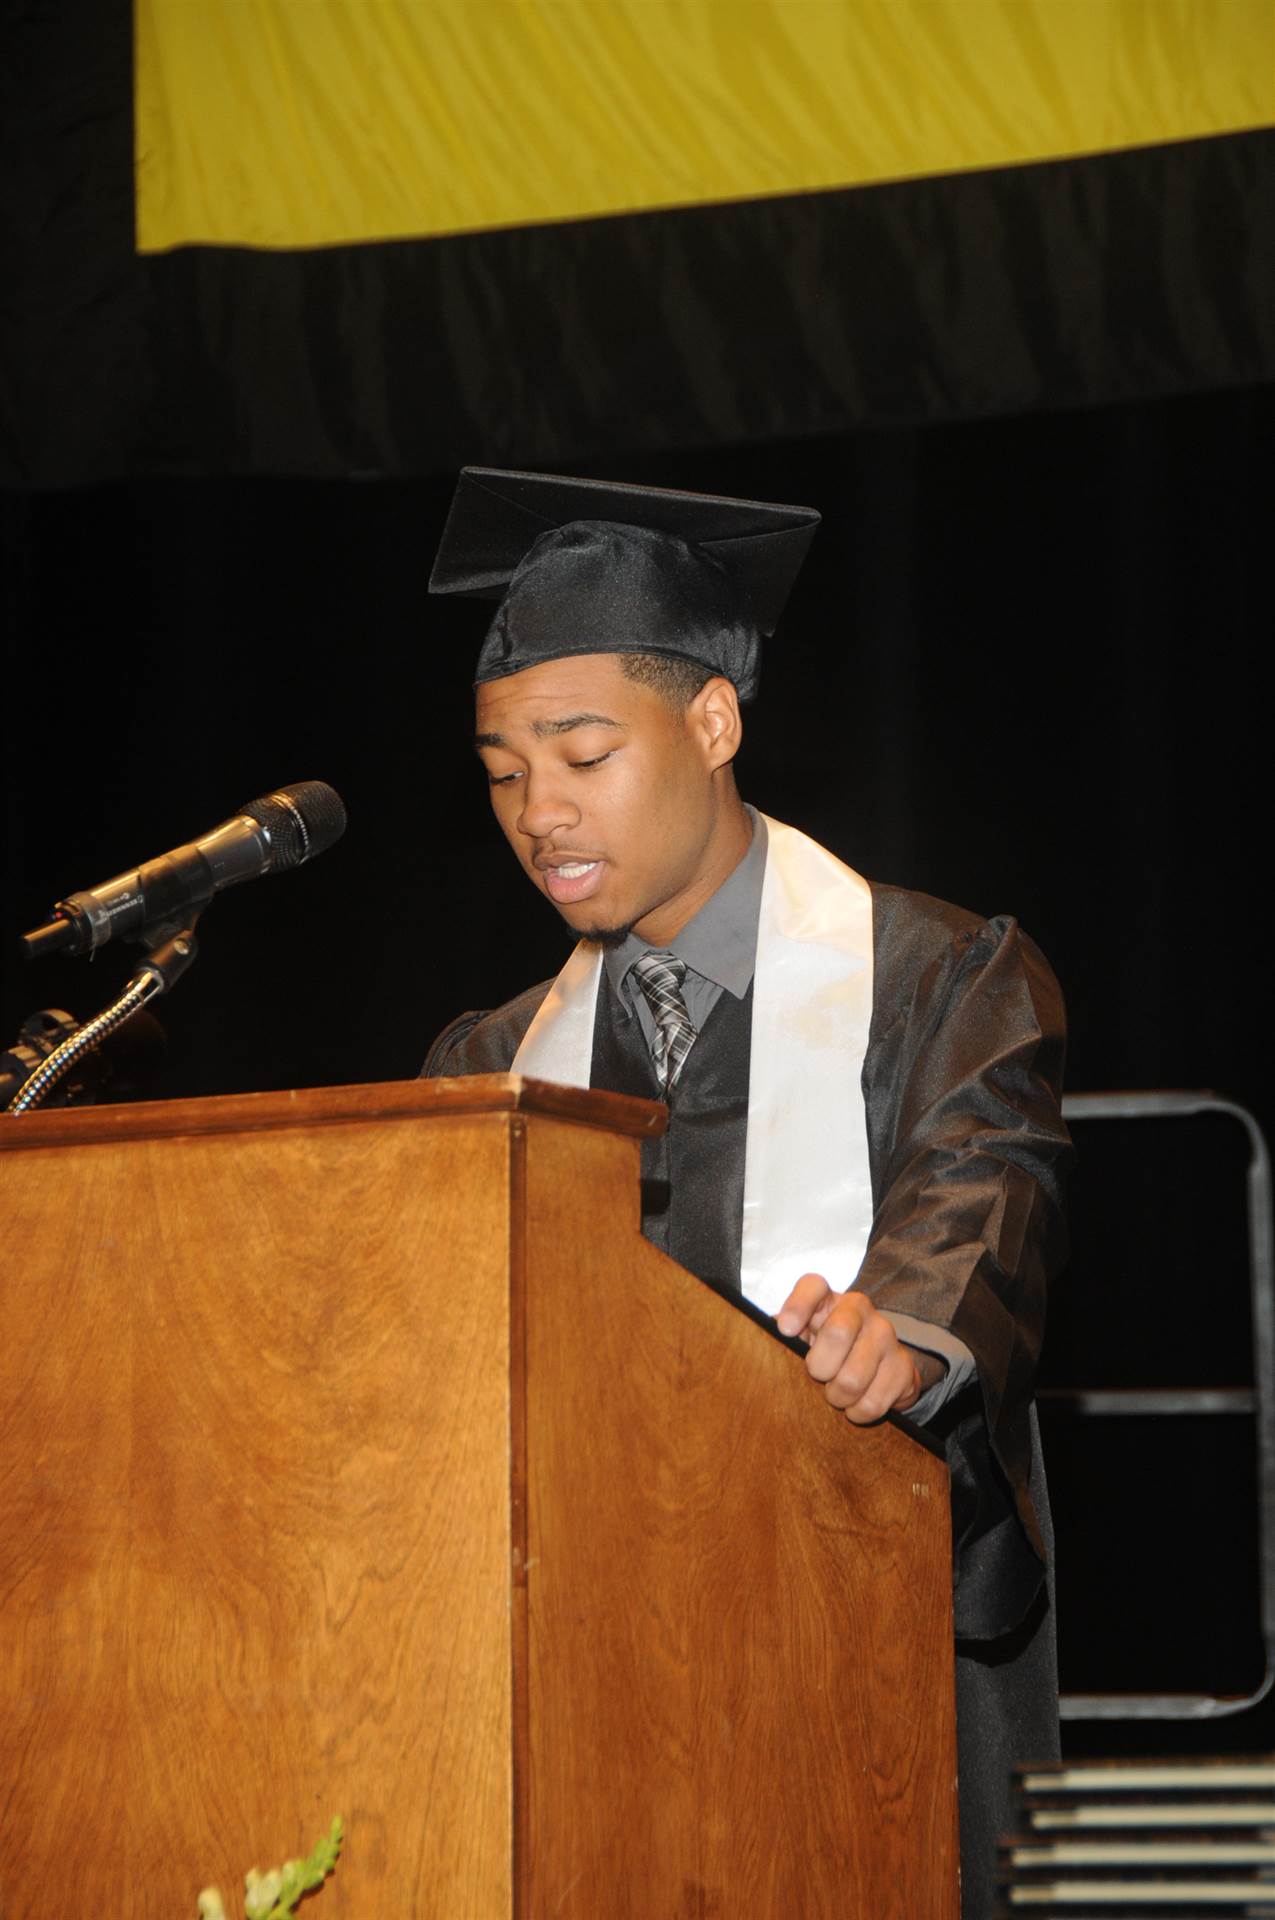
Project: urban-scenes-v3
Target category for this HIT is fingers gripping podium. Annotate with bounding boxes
[0,1076,958,1917]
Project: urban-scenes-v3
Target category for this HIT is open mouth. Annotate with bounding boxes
[542,859,604,904]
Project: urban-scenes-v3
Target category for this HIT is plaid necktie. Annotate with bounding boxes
[630,949,698,1091]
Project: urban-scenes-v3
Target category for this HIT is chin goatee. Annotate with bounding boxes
[583,923,634,950]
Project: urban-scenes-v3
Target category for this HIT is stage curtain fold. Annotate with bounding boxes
[135,0,1275,251]
[2,1,1273,483]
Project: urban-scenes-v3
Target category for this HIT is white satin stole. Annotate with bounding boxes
[510,814,876,1314]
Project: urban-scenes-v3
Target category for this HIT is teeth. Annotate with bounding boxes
[555,861,596,878]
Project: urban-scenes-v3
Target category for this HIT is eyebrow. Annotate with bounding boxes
[474,711,627,749]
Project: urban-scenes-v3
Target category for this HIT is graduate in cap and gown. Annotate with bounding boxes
[424,466,1071,1920]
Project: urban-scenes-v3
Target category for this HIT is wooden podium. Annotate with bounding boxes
[0,1077,958,1918]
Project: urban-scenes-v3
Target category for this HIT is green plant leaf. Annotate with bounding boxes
[244,1867,284,1919]
[242,1817,343,1918]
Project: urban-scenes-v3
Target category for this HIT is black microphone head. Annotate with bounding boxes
[241,781,347,871]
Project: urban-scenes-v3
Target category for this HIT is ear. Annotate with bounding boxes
[688,675,743,772]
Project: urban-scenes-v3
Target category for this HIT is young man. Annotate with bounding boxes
[425,467,1071,1920]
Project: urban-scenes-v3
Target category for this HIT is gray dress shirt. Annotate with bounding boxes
[603,806,975,1419]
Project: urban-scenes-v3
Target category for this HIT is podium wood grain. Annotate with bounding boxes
[518,1115,958,1919]
[1,1093,519,1918]
[1,1077,958,1918]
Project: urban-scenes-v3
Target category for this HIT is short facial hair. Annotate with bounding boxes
[583,922,634,950]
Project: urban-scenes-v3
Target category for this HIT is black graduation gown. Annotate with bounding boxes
[424,878,1071,1920]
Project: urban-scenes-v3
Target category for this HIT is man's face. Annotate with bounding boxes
[474,653,736,945]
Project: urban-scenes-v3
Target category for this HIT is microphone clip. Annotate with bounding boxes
[131,919,201,996]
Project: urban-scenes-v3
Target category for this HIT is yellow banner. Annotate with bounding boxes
[136,0,1275,253]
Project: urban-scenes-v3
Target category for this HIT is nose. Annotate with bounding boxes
[515,769,581,841]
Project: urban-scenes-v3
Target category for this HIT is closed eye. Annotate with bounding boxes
[570,751,616,770]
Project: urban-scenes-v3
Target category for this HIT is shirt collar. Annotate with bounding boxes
[602,806,768,1002]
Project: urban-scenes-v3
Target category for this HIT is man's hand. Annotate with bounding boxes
[775,1274,940,1424]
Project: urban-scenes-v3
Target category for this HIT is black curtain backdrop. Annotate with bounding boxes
[3,381,1271,1748]
[7,1,1275,485]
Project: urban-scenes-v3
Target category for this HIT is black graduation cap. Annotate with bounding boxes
[428,467,820,701]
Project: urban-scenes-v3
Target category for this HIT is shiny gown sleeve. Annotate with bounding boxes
[858,890,1071,1623]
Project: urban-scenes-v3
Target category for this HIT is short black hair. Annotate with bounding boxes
[620,651,716,708]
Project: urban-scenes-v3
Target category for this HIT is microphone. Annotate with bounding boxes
[21,780,347,959]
